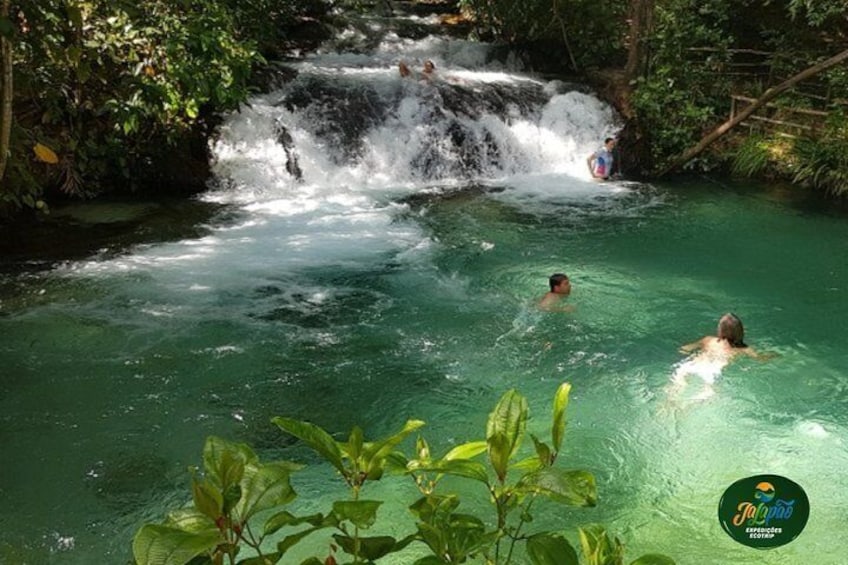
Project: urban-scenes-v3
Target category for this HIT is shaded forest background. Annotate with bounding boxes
[1,0,846,217]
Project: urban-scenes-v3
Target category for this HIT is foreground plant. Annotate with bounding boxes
[132,384,676,564]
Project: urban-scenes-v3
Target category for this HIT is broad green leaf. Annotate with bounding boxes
[263,511,324,536]
[442,440,487,461]
[203,436,257,483]
[531,433,553,467]
[223,483,242,515]
[347,425,364,461]
[383,451,410,472]
[132,524,219,565]
[272,417,345,474]
[517,468,597,507]
[333,534,398,560]
[510,456,543,474]
[333,500,382,529]
[362,419,426,469]
[192,478,222,520]
[487,431,512,482]
[630,555,676,565]
[526,532,579,565]
[552,383,571,454]
[486,389,528,461]
[297,559,322,565]
[219,450,246,491]
[578,524,624,565]
[408,494,460,523]
[236,462,297,520]
[408,459,489,484]
[165,508,216,534]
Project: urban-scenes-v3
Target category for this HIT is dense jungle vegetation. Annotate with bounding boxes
[1,0,846,216]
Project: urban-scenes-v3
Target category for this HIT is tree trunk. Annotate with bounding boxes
[625,0,654,82]
[0,0,12,183]
[657,47,848,178]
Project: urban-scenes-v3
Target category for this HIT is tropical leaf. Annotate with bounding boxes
[132,524,219,565]
[408,458,490,484]
[362,419,426,467]
[272,417,345,474]
[332,500,382,529]
[33,143,59,164]
[526,532,579,565]
[236,462,297,520]
[486,389,528,466]
[551,382,571,454]
[333,534,399,560]
[442,440,487,461]
[203,436,258,483]
[517,468,597,507]
[263,511,324,536]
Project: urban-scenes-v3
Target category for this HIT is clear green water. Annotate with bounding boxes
[1,179,847,564]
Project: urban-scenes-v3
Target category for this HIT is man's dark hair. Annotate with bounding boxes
[605,137,615,145]
[549,273,569,291]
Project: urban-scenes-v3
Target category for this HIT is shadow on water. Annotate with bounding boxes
[0,197,228,275]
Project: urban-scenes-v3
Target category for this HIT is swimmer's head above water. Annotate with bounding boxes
[717,313,746,347]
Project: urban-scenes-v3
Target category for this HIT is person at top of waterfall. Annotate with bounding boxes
[587,137,616,180]
[539,273,575,312]
[421,59,436,80]
[398,60,412,78]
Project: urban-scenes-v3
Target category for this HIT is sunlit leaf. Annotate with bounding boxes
[442,440,487,461]
[333,534,398,560]
[272,417,345,474]
[192,478,222,520]
[517,468,597,507]
[333,500,382,529]
[487,432,512,482]
[165,508,216,534]
[203,436,257,485]
[33,143,59,164]
[409,459,489,484]
[526,532,579,565]
[132,524,219,565]
[263,511,324,536]
[486,389,527,462]
[236,462,297,521]
[551,383,571,454]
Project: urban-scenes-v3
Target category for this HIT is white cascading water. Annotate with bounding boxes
[67,24,626,308]
[195,30,622,279]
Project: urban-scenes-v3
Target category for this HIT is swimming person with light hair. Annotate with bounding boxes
[670,313,771,401]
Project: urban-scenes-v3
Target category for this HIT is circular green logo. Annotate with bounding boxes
[718,474,809,548]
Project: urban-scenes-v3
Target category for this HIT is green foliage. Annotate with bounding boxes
[731,135,773,177]
[132,384,676,564]
[791,117,848,196]
[457,0,626,68]
[132,436,300,565]
[631,0,735,172]
[5,0,324,211]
